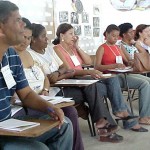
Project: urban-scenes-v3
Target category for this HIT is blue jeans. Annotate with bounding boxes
[36,117,73,150]
[99,77,137,129]
[101,77,127,114]
[1,115,73,150]
[0,138,49,150]
[118,74,150,118]
[13,106,82,150]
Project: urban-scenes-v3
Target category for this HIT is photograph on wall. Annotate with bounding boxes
[93,17,100,28]
[71,12,79,24]
[59,11,68,23]
[84,25,92,36]
[93,5,100,15]
[73,25,81,35]
[82,12,89,23]
[93,28,100,37]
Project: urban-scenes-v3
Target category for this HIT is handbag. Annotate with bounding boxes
[133,52,150,72]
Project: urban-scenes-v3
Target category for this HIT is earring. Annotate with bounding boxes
[62,38,64,42]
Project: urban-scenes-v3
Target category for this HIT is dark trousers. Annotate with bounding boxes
[57,82,116,125]
[62,107,84,150]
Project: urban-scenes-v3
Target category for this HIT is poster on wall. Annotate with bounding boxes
[110,0,150,11]
[93,28,100,37]
[73,25,81,35]
[93,5,100,15]
[84,25,92,36]
[93,17,100,28]
[82,12,89,23]
[71,12,79,24]
[59,11,68,23]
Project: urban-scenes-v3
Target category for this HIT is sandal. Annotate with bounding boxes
[100,133,123,143]
[97,123,119,136]
[131,127,148,132]
[139,119,150,125]
[115,115,138,124]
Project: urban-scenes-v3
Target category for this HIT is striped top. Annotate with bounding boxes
[0,48,28,121]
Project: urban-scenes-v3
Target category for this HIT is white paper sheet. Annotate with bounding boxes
[55,79,99,85]
[40,95,73,104]
[108,67,133,73]
[0,119,40,132]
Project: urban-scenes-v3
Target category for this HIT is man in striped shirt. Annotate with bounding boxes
[0,1,73,150]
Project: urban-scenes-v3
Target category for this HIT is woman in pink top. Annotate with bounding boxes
[55,44,83,70]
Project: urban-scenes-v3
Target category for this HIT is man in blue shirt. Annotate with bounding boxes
[0,1,73,150]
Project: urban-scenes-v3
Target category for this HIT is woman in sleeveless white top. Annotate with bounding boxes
[24,63,45,94]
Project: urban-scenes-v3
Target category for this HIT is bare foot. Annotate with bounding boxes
[131,124,142,130]
[115,111,129,118]
[131,124,148,132]
[96,118,108,128]
[139,117,150,125]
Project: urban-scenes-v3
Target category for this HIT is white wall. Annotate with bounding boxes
[99,0,150,31]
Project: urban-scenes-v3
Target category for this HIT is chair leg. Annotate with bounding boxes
[92,122,96,136]
[103,96,109,112]
[87,116,94,136]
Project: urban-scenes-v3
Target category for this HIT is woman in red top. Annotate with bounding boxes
[95,24,150,125]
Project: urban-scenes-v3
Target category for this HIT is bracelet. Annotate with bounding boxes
[42,88,49,93]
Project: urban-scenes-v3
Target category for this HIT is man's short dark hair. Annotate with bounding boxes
[0,1,18,23]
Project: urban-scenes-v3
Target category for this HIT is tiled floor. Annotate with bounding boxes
[80,91,150,150]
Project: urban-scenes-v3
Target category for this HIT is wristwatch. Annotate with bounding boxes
[42,88,49,93]
[55,70,61,76]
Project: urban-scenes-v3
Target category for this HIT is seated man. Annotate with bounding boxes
[0,1,73,150]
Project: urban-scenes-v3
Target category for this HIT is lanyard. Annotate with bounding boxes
[59,44,75,56]
[59,44,80,66]
[1,53,9,68]
[106,43,121,57]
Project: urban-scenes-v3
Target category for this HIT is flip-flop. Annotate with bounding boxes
[115,115,138,124]
[131,127,148,132]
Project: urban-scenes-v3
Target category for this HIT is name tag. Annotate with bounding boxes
[70,55,80,66]
[116,56,123,64]
[1,65,16,89]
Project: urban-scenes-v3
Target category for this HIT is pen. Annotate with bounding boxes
[47,107,67,123]
[47,107,55,113]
